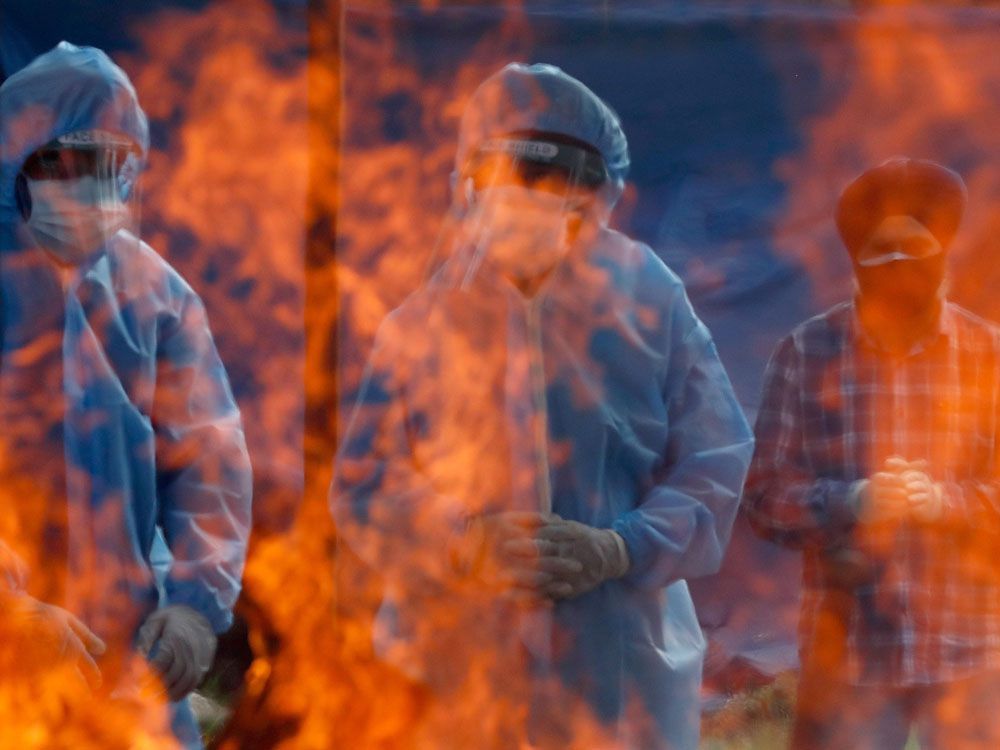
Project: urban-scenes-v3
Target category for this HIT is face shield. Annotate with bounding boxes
[14,129,142,266]
[437,134,608,291]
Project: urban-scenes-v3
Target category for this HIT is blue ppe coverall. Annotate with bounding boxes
[0,42,252,748]
[333,63,753,749]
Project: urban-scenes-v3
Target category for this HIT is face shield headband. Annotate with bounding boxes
[465,137,609,193]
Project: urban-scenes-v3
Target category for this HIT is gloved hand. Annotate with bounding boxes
[6,593,106,689]
[136,605,216,702]
[451,512,583,604]
[533,516,630,600]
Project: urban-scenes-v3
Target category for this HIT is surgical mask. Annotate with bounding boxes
[23,176,129,264]
[465,184,577,282]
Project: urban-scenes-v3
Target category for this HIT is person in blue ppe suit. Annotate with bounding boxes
[0,43,252,748]
[332,63,753,749]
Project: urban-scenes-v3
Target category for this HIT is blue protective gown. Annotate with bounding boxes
[334,231,751,748]
[332,65,753,748]
[0,43,252,748]
[333,63,752,750]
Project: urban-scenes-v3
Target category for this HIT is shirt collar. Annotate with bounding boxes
[850,297,953,357]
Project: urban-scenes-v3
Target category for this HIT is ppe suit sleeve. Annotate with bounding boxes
[152,286,252,634]
[742,336,858,549]
[612,292,754,590]
[331,316,468,588]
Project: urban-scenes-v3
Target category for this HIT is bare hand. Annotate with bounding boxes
[8,594,106,689]
[885,457,943,521]
[454,512,584,605]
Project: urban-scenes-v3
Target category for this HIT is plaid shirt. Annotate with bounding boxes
[744,300,1000,685]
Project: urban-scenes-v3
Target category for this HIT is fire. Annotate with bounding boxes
[123,0,308,501]
[11,0,1000,746]
[117,0,625,746]
[771,1,1000,312]
[116,1,731,746]
[147,0,655,745]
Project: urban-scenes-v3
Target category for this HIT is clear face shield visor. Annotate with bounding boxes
[14,129,143,265]
[427,135,609,290]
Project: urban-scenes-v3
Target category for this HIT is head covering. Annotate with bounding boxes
[836,157,967,259]
[0,42,149,231]
[454,63,630,207]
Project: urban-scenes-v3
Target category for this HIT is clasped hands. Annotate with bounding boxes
[453,512,629,604]
[855,455,944,524]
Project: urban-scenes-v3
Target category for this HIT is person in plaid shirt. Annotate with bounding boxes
[744,157,1000,749]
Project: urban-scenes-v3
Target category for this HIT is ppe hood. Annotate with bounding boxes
[454,63,629,210]
[0,42,149,234]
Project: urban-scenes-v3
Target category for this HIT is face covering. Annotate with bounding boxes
[855,253,947,318]
[23,176,130,265]
[466,184,579,282]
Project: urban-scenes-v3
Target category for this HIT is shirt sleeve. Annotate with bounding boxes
[937,363,1000,532]
[612,291,754,590]
[742,335,859,549]
[153,286,253,634]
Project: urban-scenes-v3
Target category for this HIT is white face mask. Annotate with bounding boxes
[466,184,578,281]
[24,176,130,264]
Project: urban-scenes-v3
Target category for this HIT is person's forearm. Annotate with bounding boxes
[744,476,861,549]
